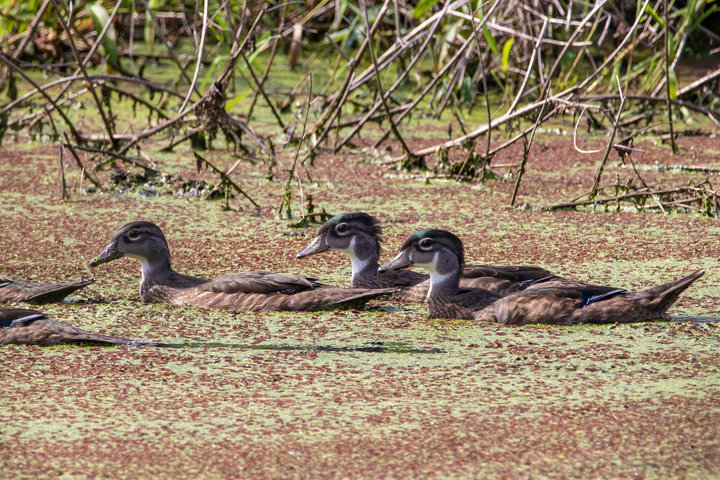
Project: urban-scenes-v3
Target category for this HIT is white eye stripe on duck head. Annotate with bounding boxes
[417,237,434,251]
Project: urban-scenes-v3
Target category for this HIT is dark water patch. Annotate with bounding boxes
[363,305,408,312]
[153,340,443,354]
[670,316,720,323]
[63,297,110,305]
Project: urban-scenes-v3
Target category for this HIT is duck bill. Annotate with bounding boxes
[379,249,413,272]
[89,242,124,267]
[296,234,329,259]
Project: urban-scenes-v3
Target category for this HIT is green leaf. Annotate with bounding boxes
[636,56,656,90]
[462,75,473,105]
[475,9,499,55]
[482,26,498,55]
[328,28,350,43]
[413,0,439,19]
[145,0,159,53]
[644,4,664,27]
[668,68,677,99]
[501,38,514,72]
[611,62,621,89]
[226,89,253,112]
[490,71,505,95]
[199,54,229,93]
[691,5,716,32]
[246,33,271,64]
[87,3,118,66]
[255,31,272,49]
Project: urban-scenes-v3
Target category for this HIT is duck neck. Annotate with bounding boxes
[343,237,381,286]
[428,271,461,297]
[427,254,462,298]
[350,255,380,285]
[129,253,174,300]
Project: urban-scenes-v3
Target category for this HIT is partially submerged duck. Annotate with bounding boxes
[1,308,152,346]
[0,276,94,304]
[380,229,704,325]
[296,212,552,301]
[90,221,392,312]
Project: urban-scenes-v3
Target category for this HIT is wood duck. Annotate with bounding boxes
[296,212,553,301]
[90,221,393,312]
[0,308,151,346]
[0,276,95,304]
[379,229,704,325]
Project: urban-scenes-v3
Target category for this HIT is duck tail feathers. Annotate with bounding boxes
[638,269,704,311]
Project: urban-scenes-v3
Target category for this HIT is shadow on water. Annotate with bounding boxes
[148,341,444,354]
[671,316,720,323]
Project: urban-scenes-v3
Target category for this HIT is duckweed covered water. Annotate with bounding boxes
[1,115,719,478]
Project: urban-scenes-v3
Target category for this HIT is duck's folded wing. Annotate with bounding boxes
[453,288,503,307]
[380,269,427,288]
[180,272,392,312]
[195,271,319,295]
[0,307,46,327]
[524,276,613,291]
[462,265,552,281]
[1,308,150,346]
[484,288,582,325]
[459,266,553,295]
[485,286,627,325]
[499,286,626,303]
[0,276,95,304]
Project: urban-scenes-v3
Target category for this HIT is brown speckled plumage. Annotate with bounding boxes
[358,272,430,302]
[459,265,553,294]
[424,287,502,320]
[0,308,151,346]
[91,221,392,312]
[382,229,704,325]
[0,276,95,304]
[478,270,705,324]
[296,212,553,301]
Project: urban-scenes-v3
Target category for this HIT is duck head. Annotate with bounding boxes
[296,213,384,276]
[379,229,465,280]
[90,221,171,271]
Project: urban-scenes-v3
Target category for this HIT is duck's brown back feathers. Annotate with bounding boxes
[171,271,393,312]
[478,270,705,325]
[357,269,429,302]
[197,272,318,295]
[427,287,503,320]
[371,265,553,302]
[0,276,95,304]
[460,265,554,295]
[0,308,148,346]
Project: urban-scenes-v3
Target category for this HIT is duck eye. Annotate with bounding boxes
[418,238,433,250]
[335,223,350,235]
[126,230,141,241]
